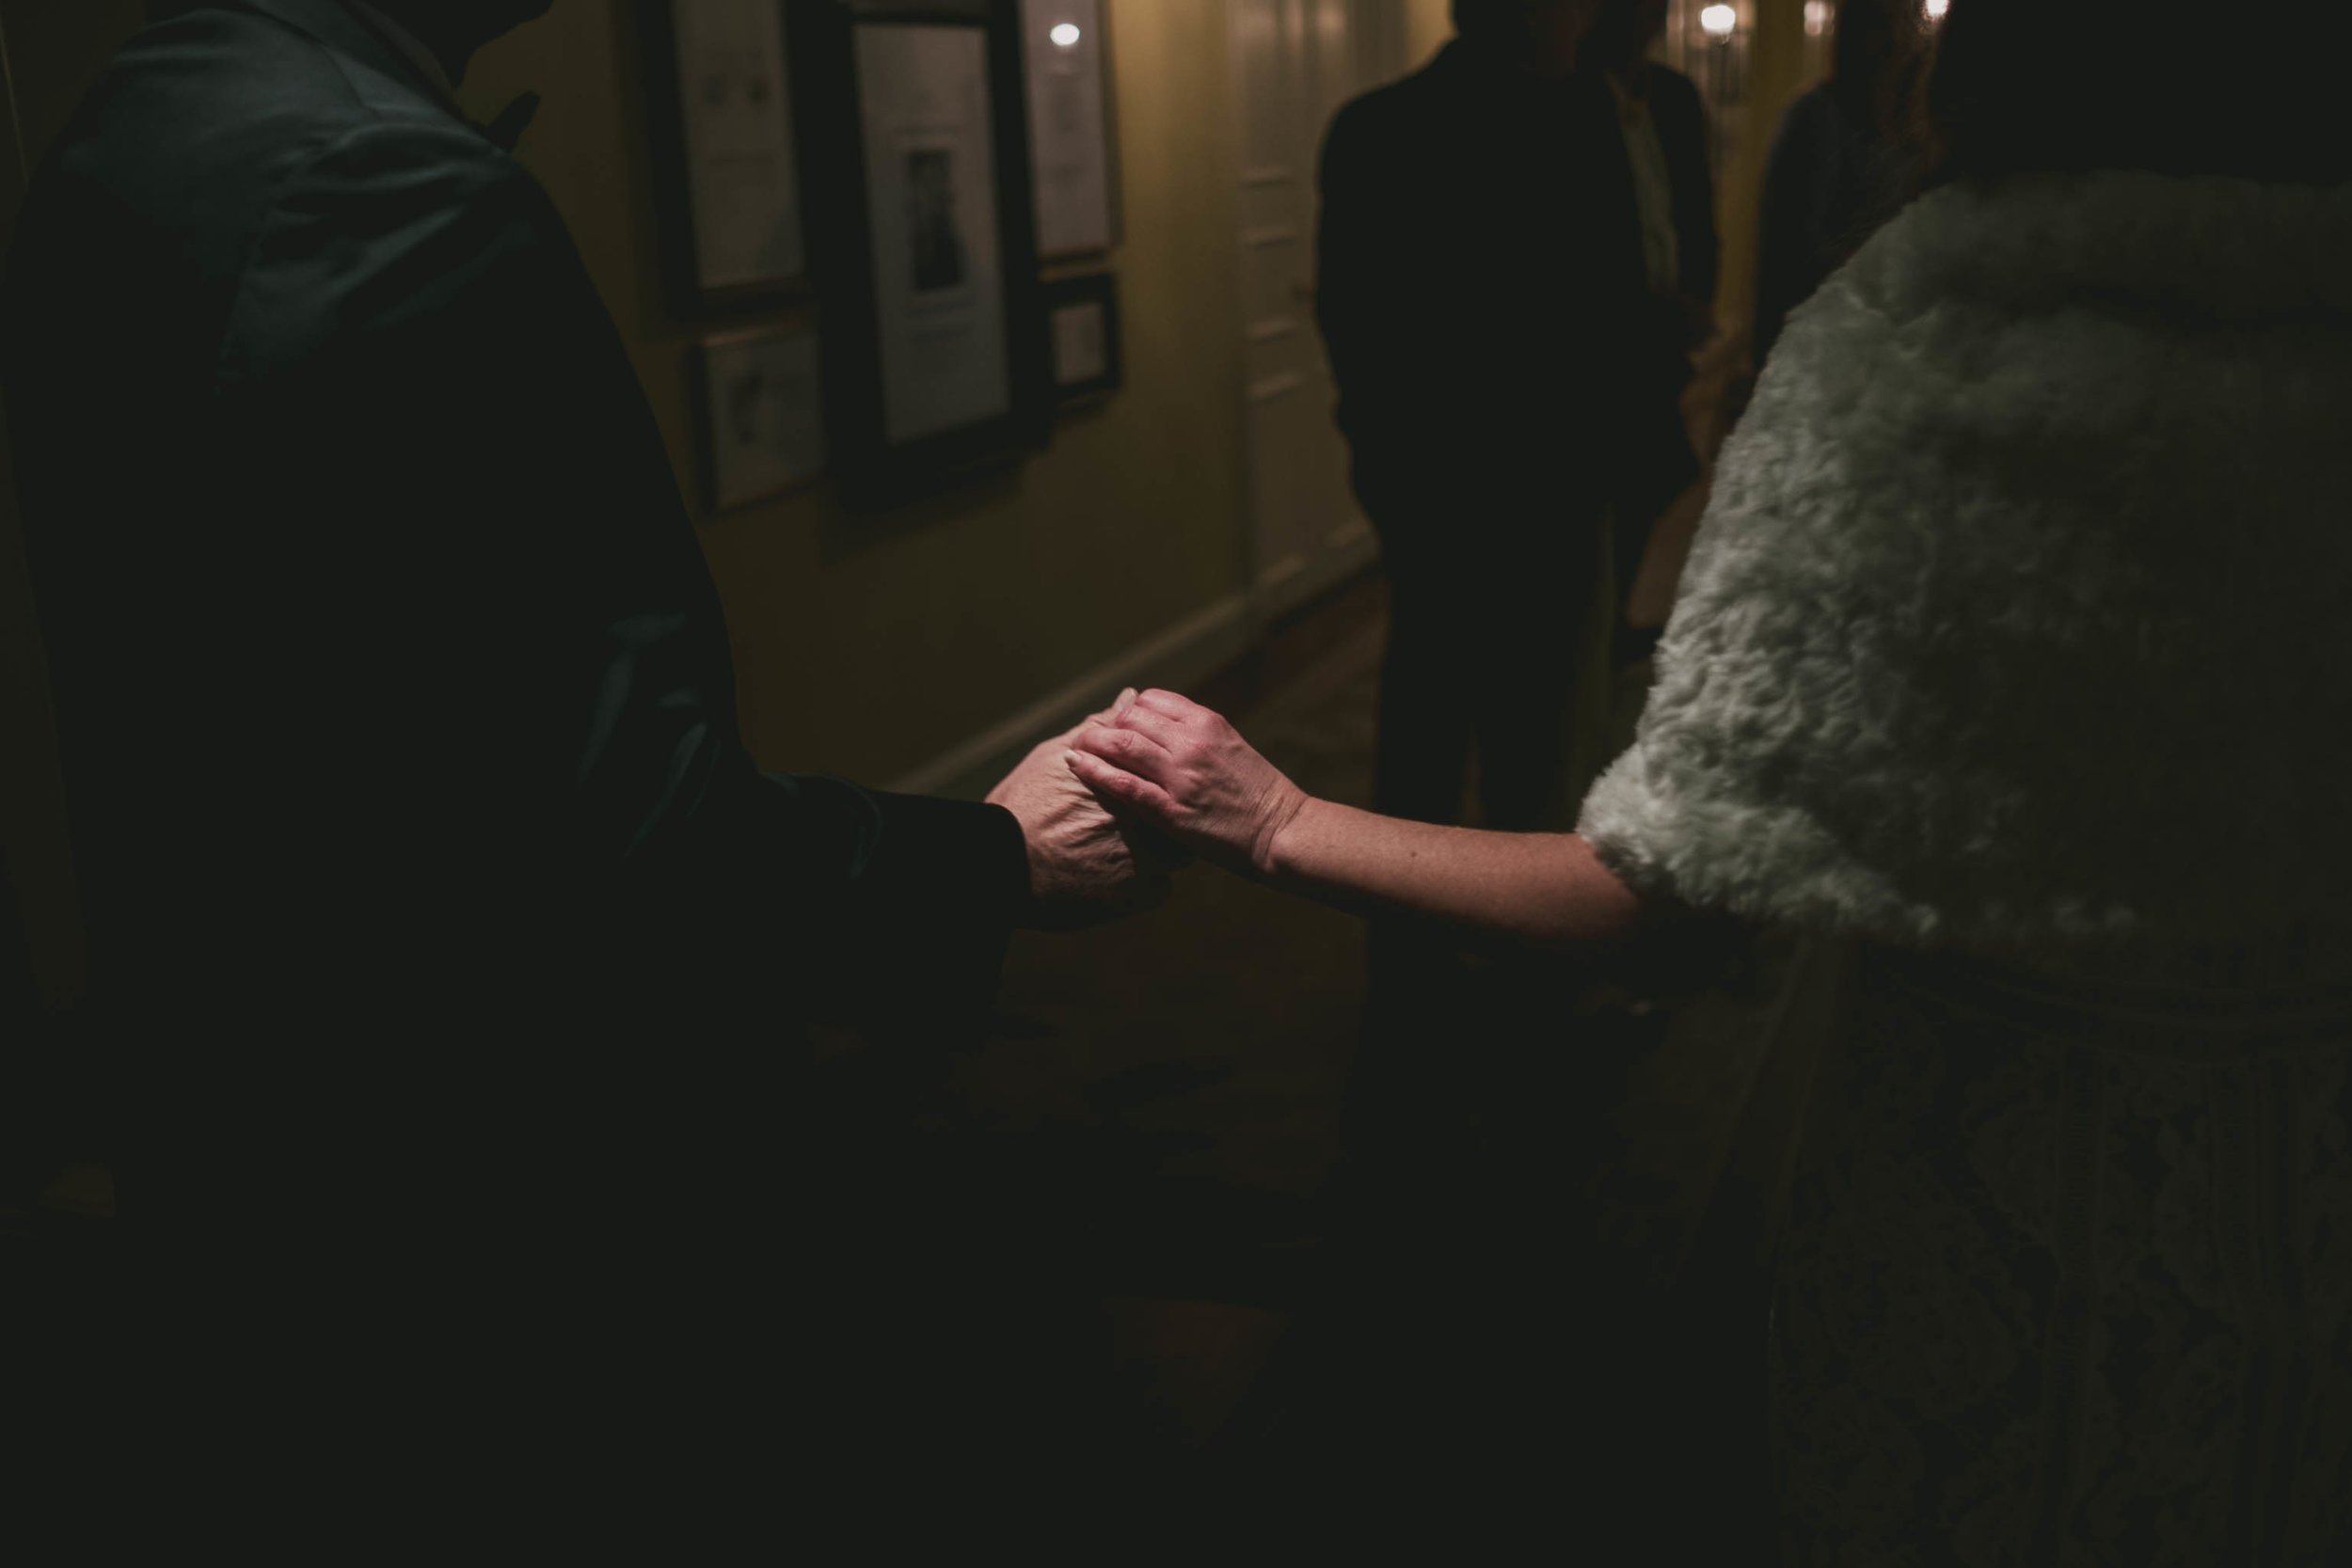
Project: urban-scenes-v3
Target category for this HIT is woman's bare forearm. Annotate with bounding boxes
[1257,799,1645,950]
[1063,690,1650,950]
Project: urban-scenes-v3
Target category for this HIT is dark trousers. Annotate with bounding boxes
[1253,473,1708,1544]
[1349,492,1615,1184]
[1369,518,1607,835]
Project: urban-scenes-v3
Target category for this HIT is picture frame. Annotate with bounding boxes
[643,0,812,314]
[1042,270,1120,408]
[1018,0,1122,259]
[788,0,1049,508]
[694,322,829,511]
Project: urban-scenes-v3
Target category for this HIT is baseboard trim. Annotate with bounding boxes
[1253,520,1379,626]
[888,593,1254,799]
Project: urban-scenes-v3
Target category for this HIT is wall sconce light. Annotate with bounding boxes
[1804,0,1830,36]
[1049,21,1082,48]
[1923,0,1947,18]
[1700,4,1739,40]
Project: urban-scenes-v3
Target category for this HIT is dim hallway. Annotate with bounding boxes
[0,0,1904,1547]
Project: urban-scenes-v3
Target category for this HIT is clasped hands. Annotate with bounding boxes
[984,688,1307,930]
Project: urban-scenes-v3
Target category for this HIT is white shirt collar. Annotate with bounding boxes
[342,1,463,114]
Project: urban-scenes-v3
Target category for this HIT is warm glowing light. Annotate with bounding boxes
[1804,0,1830,36]
[1700,4,1738,39]
[1050,21,1082,47]
[1923,0,1947,17]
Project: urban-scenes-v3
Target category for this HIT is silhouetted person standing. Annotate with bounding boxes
[1317,0,1654,838]
[1581,0,1717,665]
[1754,0,1928,365]
[1297,0,1708,1532]
[3,0,1164,1532]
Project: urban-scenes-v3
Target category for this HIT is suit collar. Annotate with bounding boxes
[226,0,465,120]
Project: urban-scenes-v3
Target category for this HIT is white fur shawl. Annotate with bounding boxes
[1579,172,2352,974]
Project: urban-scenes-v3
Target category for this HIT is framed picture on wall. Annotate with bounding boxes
[695,323,828,511]
[1018,0,1120,258]
[1042,270,1120,407]
[644,0,809,312]
[789,0,1048,507]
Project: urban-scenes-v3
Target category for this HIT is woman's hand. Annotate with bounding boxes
[1066,690,1310,876]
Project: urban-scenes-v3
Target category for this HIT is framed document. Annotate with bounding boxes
[789,1,1048,507]
[695,324,828,510]
[1019,0,1120,258]
[645,0,809,311]
[856,24,1012,446]
[1043,270,1120,407]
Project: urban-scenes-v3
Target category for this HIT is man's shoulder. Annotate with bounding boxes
[1326,77,1407,147]
[1764,82,1846,165]
[31,5,499,278]
[1645,61,1706,120]
[1352,45,1493,132]
[1647,61,1701,99]
[1322,54,1454,175]
[6,4,544,410]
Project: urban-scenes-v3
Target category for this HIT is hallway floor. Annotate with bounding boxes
[907,573,1785,1543]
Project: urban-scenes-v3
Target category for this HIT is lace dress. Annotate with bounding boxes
[1767,942,2352,1566]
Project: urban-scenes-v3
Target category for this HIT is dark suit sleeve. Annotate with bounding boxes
[212,119,1027,1024]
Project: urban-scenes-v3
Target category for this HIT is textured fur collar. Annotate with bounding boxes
[1580,173,2352,973]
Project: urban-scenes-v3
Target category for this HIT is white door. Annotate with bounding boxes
[1230,0,1412,625]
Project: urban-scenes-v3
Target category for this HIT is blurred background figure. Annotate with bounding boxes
[1314,0,1625,842]
[1579,0,1717,673]
[1752,0,1929,365]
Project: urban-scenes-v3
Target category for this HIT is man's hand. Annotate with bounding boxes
[987,689,1182,930]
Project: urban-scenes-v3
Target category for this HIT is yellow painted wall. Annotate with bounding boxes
[463,1,1249,789]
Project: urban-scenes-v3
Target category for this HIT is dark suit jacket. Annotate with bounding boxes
[1314,43,1709,568]
[3,0,1027,1336]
